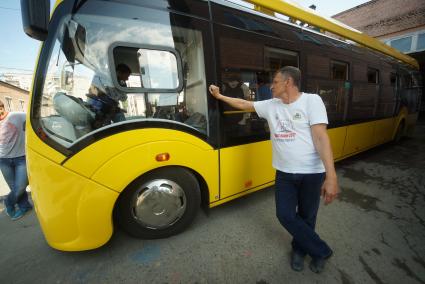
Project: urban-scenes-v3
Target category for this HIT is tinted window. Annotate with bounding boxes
[390,73,396,86]
[367,68,379,84]
[331,60,348,80]
[218,28,299,146]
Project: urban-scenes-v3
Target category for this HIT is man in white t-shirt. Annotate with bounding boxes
[209,66,339,273]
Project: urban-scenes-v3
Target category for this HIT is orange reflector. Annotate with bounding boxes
[245,180,253,188]
[156,153,170,162]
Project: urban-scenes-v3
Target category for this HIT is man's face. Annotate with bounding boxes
[0,106,5,117]
[271,73,289,99]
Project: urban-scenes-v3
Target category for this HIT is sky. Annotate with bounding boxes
[0,0,370,76]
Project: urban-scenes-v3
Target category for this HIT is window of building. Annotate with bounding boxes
[417,33,425,51]
[367,68,379,84]
[390,36,412,53]
[331,60,349,80]
[5,97,13,111]
[19,100,25,111]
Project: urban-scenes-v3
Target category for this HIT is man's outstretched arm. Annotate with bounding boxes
[209,85,255,112]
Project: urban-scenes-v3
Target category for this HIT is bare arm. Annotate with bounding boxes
[311,124,340,205]
[209,85,254,112]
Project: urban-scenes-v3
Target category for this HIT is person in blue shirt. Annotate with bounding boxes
[257,74,272,101]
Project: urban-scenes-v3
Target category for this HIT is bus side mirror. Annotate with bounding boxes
[20,0,50,41]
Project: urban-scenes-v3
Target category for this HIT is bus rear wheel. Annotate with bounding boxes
[116,167,201,239]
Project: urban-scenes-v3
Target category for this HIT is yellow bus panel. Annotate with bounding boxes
[327,127,347,160]
[26,122,66,164]
[373,118,396,145]
[64,129,214,179]
[86,130,219,203]
[219,140,274,200]
[342,121,376,156]
[27,148,118,251]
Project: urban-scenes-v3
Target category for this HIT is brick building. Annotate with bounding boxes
[333,0,425,115]
[0,81,29,112]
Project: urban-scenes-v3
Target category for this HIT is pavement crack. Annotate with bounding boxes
[359,256,385,284]
[392,258,425,284]
[338,269,354,284]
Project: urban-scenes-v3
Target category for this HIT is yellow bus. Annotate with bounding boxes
[21,0,422,251]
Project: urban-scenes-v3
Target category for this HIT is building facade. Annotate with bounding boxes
[0,81,29,112]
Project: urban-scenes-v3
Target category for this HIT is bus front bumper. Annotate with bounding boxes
[27,148,119,251]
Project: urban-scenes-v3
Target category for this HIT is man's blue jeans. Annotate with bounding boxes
[0,156,32,211]
[275,171,331,259]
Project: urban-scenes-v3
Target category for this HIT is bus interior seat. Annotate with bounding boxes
[52,92,95,138]
[184,112,206,131]
[41,115,77,143]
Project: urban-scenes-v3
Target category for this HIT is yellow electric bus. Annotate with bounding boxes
[21,0,422,251]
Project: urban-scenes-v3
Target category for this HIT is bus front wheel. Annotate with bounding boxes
[116,167,201,239]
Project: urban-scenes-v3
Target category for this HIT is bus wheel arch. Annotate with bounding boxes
[114,166,201,239]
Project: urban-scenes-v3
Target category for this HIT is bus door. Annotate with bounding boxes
[215,23,299,200]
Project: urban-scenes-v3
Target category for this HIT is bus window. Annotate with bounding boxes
[218,38,299,145]
[349,67,380,121]
[306,58,348,125]
[390,72,396,86]
[376,70,397,118]
[331,60,348,80]
[264,47,298,71]
[367,68,379,84]
[36,11,210,149]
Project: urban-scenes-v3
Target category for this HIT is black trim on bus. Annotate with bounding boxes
[30,0,75,157]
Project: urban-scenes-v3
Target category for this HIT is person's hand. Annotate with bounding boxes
[321,176,339,205]
[209,84,221,99]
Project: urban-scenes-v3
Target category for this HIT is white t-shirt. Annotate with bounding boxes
[253,93,328,173]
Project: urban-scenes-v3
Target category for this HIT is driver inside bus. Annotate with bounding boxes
[87,63,131,128]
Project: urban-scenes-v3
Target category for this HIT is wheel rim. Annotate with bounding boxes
[131,179,187,229]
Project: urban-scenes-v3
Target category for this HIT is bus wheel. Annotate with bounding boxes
[116,167,201,239]
[394,121,405,143]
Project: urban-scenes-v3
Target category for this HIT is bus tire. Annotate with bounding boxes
[116,167,201,239]
[394,121,405,143]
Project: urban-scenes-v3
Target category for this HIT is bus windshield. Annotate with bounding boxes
[37,1,208,148]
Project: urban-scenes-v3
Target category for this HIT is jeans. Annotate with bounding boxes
[275,171,331,259]
[0,156,32,211]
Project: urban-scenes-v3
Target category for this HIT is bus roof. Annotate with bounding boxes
[241,0,419,69]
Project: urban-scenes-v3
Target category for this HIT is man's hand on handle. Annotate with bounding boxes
[209,84,221,99]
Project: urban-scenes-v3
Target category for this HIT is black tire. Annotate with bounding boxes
[394,121,405,143]
[116,167,201,239]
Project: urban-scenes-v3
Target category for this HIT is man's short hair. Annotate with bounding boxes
[277,66,301,89]
[0,100,4,108]
[116,63,131,74]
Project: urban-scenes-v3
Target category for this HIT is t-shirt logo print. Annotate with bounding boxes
[293,112,302,120]
[274,118,296,141]
[278,119,293,132]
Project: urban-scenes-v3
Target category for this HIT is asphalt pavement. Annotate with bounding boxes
[0,122,424,284]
